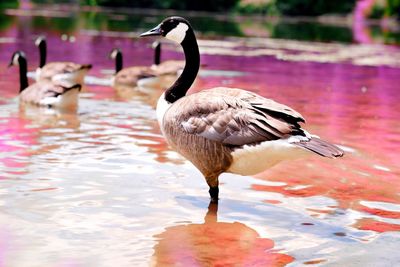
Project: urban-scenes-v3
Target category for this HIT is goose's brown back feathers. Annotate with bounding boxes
[113,66,156,88]
[38,62,92,82]
[20,81,81,108]
[162,87,343,177]
[151,60,184,76]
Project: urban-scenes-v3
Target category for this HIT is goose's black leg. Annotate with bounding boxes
[209,186,219,203]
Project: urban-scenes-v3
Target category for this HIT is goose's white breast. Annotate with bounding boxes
[156,93,172,128]
[227,138,309,176]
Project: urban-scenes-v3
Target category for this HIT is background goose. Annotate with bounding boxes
[109,48,157,89]
[35,36,92,84]
[150,41,184,76]
[140,17,344,203]
[10,51,81,109]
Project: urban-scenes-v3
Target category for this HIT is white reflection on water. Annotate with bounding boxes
[1,23,400,265]
[0,96,399,266]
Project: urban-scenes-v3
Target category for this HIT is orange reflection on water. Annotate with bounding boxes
[152,203,294,266]
[354,218,400,233]
[253,155,400,232]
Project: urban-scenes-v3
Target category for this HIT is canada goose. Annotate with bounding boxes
[35,36,92,84]
[109,48,157,89]
[10,51,81,109]
[151,41,184,76]
[140,17,344,203]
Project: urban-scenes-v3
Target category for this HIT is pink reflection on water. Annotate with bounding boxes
[192,44,400,233]
[1,14,400,237]
[0,116,39,175]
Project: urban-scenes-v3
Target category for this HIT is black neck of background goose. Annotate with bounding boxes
[18,56,29,93]
[154,42,161,65]
[115,52,123,73]
[39,41,46,68]
[165,28,199,103]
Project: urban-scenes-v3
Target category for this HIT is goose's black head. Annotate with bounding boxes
[35,36,47,68]
[140,16,191,44]
[8,51,26,67]
[34,36,46,47]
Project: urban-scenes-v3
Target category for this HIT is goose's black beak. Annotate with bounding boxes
[140,25,162,37]
[8,61,13,68]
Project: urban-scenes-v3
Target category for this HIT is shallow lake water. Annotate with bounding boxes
[1,5,400,267]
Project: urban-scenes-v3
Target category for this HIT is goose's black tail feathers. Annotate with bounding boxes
[80,64,92,70]
[295,137,344,158]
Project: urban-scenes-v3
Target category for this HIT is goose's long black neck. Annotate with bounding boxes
[154,42,161,65]
[39,42,46,68]
[165,29,199,103]
[115,52,123,73]
[18,57,29,93]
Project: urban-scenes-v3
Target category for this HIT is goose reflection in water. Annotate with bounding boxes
[18,103,81,129]
[151,202,294,266]
[0,102,81,181]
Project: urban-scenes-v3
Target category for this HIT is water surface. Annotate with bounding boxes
[1,6,400,267]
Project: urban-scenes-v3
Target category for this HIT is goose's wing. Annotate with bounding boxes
[151,60,184,76]
[117,66,156,79]
[114,66,156,87]
[19,81,78,104]
[40,62,91,80]
[165,87,305,146]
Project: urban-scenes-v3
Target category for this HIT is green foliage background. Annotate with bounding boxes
[0,0,18,9]
[1,0,399,18]
[80,0,240,12]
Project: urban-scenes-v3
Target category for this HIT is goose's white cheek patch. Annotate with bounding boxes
[13,55,20,66]
[110,50,119,59]
[35,38,42,46]
[165,23,189,43]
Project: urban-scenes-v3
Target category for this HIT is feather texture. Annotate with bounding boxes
[113,66,156,88]
[151,60,184,76]
[20,81,81,108]
[166,87,306,146]
[37,62,91,84]
[161,87,343,178]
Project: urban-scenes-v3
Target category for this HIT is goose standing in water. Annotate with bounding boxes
[140,17,344,203]
[151,41,184,76]
[109,48,156,89]
[35,36,92,84]
[10,51,81,109]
